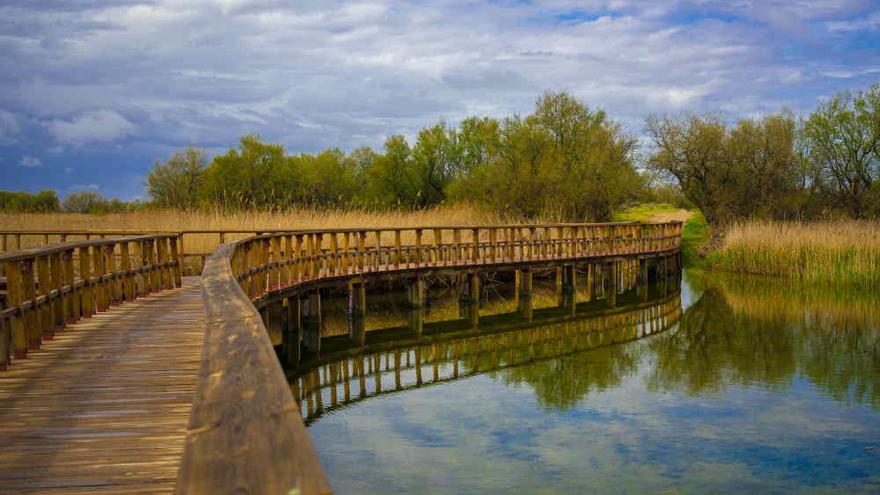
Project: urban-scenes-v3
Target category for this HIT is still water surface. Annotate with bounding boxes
[297,271,880,494]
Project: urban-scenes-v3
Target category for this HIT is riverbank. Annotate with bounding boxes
[707,220,880,289]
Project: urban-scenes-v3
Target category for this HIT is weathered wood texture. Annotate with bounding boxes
[176,244,331,495]
[0,277,205,494]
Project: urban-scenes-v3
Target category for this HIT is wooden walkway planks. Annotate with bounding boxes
[0,277,205,494]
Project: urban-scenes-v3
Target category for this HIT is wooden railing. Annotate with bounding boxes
[0,234,182,370]
[231,222,682,300]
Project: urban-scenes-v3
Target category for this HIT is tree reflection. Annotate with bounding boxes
[649,274,880,409]
[499,344,641,410]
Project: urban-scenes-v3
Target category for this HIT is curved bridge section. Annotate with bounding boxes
[181,221,681,495]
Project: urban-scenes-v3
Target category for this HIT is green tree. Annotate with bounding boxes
[199,135,298,209]
[646,112,806,224]
[801,84,880,218]
[147,146,206,209]
[362,135,417,207]
[63,191,107,213]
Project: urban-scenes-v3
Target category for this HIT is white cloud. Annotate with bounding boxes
[46,110,135,146]
[19,155,41,167]
[0,0,876,162]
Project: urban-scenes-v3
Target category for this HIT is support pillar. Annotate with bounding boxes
[559,264,576,315]
[349,279,366,345]
[607,260,617,308]
[516,269,533,321]
[302,290,322,355]
[282,296,301,367]
[458,272,479,329]
[407,275,426,334]
[264,300,284,347]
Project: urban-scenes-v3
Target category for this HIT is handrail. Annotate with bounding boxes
[178,244,331,495]
[0,234,182,369]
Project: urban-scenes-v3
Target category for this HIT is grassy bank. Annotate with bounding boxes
[708,220,880,288]
[613,203,709,267]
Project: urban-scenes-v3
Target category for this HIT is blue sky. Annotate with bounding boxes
[1,0,879,199]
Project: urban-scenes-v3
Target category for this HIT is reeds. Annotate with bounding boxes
[0,204,507,254]
[709,219,880,288]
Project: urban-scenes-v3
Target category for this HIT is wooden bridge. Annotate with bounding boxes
[0,222,682,494]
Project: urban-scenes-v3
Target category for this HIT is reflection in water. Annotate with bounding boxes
[651,273,880,409]
[300,271,880,494]
[293,294,681,422]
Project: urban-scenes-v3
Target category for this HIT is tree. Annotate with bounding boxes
[801,84,880,218]
[362,135,417,207]
[0,190,60,212]
[199,135,298,209]
[63,191,107,213]
[452,91,641,220]
[646,112,806,224]
[147,146,206,209]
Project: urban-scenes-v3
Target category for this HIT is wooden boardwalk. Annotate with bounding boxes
[0,277,205,494]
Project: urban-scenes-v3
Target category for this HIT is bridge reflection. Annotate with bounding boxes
[288,271,682,424]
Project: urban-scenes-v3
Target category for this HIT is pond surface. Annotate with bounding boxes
[293,270,880,494]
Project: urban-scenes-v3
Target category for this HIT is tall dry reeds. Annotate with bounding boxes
[0,204,512,255]
[709,219,880,288]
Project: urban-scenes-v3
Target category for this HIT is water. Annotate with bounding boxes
[292,270,880,494]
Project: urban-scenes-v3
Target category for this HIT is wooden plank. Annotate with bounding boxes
[0,278,205,495]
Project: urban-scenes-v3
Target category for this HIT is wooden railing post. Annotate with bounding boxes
[120,242,134,301]
[80,245,95,316]
[374,230,382,271]
[394,230,402,269]
[170,236,183,287]
[5,261,27,358]
[61,248,77,322]
[36,254,52,341]
[105,243,120,305]
[415,229,423,267]
[471,228,479,263]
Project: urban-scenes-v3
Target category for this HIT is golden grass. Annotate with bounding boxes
[708,219,880,288]
[0,205,508,271]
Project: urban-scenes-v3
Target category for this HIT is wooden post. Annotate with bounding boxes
[305,291,322,354]
[349,280,367,345]
[104,244,120,305]
[517,269,533,321]
[120,242,134,301]
[36,254,52,341]
[358,231,367,273]
[170,236,183,287]
[20,260,39,350]
[471,228,479,263]
[329,233,338,276]
[5,261,27,358]
[394,230,402,269]
[283,295,301,367]
[414,229,423,267]
[608,260,618,307]
[92,242,107,312]
[62,249,77,322]
[374,230,382,271]
[80,246,94,317]
[294,234,303,283]
[433,229,442,266]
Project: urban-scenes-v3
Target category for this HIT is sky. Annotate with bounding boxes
[1,0,879,200]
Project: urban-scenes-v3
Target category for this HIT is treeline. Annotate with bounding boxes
[147,92,643,220]
[648,84,880,223]
[6,85,879,224]
[0,190,141,214]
